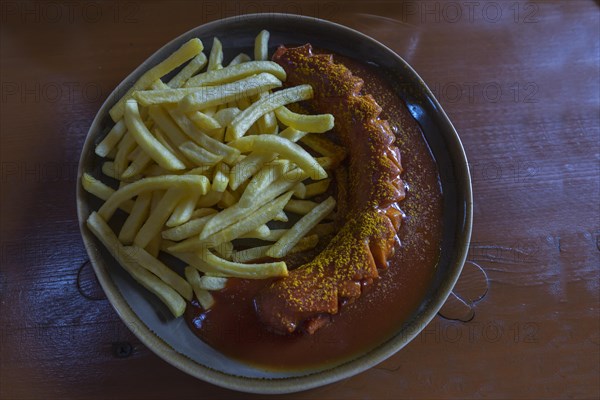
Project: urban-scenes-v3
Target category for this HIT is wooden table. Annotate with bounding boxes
[1,1,598,398]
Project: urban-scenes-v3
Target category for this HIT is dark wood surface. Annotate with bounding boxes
[1,1,598,398]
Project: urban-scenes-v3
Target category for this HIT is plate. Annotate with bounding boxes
[77,13,472,394]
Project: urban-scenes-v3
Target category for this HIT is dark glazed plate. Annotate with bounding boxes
[77,13,472,394]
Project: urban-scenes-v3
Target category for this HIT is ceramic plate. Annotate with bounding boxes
[77,13,472,394]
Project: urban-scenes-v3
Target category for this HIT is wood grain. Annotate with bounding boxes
[1,1,598,399]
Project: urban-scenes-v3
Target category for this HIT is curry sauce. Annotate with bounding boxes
[184,54,443,371]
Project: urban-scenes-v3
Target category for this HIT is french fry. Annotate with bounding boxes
[161,242,218,273]
[122,148,152,179]
[229,135,327,180]
[152,126,193,168]
[178,73,282,112]
[210,128,226,143]
[127,147,142,162]
[189,110,222,132]
[239,224,270,239]
[147,105,188,148]
[197,247,287,279]
[185,165,215,177]
[200,173,299,240]
[126,245,193,300]
[254,30,270,61]
[96,119,127,157]
[217,189,238,208]
[101,161,118,180]
[301,133,347,160]
[316,156,341,170]
[198,275,228,290]
[179,141,223,166]
[170,191,292,251]
[145,190,164,253]
[229,152,275,190]
[97,174,208,221]
[201,105,217,117]
[226,84,313,139]
[238,161,285,206]
[304,178,332,198]
[235,96,252,111]
[279,126,308,142]
[185,61,286,87]
[267,196,336,258]
[184,266,215,309]
[87,212,186,317]
[191,208,218,219]
[133,187,184,248]
[119,191,152,244]
[169,243,278,280]
[227,52,251,66]
[288,234,319,254]
[273,210,289,222]
[167,105,240,164]
[231,234,318,263]
[167,53,208,88]
[284,199,319,215]
[109,38,203,121]
[213,241,233,260]
[196,189,223,207]
[166,191,200,227]
[261,228,288,242]
[147,108,202,169]
[142,164,176,177]
[81,173,134,213]
[207,37,223,71]
[237,166,307,210]
[230,143,289,199]
[124,99,186,170]
[274,106,334,133]
[292,182,306,199]
[212,162,230,192]
[256,91,278,134]
[309,222,336,237]
[113,132,137,178]
[232,245,270,263]
[214,107,241,126]
[162,212,214,241]
[133,87,205,106]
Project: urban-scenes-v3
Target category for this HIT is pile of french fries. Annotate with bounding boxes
[83,31,347,318]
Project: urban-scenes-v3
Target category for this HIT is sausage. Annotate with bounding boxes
[254,45,405,334]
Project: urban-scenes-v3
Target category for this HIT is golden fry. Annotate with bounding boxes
[133,188,184,248]
[207,37,223,71]
[274,106,334,133]
[226,84,313,139]
[179,73,282,112]
[118,191,152,244]
[168,53,207,88]
[185,61,285,87]
[81,173,134,213]
[95,119,127,157]
[97,174,208,220]
[184,266,215,309]
[124,100,185,170]
[87,212,186,317]
[109,38,203,121]
[229,134,327,180]
[267,196,336,258]
[254,30,270,61]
